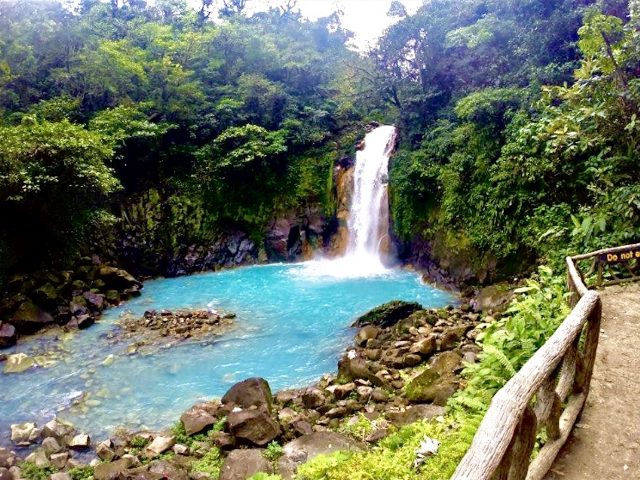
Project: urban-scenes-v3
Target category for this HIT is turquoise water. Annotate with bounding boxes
[0,263,454,445]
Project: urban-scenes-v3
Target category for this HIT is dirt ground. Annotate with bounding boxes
[545,284,640,480]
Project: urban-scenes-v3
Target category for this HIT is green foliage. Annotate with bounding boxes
[450,267,569,416]
[19,462,56,480]
[68,466,95,480]
[297,415,481,480]
[338,414,375,441]
[263,441,284,462]
[191,447,223,479]
[130,435,151,449]
[248,474,282,480]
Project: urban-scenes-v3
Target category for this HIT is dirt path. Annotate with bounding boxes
[546,284,640,480]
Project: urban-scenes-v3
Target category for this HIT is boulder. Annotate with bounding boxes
[10,422,38,446]
[410,336,437,356]
[0,448,17,469]
[97,266,142,291]
[93,457,137,480]
[222,378,273,412]
[148,460,189,480]
[3,353,35,374]
[0,323,17,349]
[338,354,384,387]
[96,440,116,462]
[180,406,216,436]
[68,433,91,450]
[50,452,69,469]
[145,436,175,456]
[352,301,422,328]
[43,418,76,441]
[42,437,63,455]
[219,449,274,480]
[405,351,462,405]
[331,383,356,400]
[83,292,105,311]
[282,432,364,468]
[473,283,514,313]
[356,326,380,346]
[25,449,49,468]
[0,468,11,480]
[227,409,280,446]
[76,315,95,330]
[10,302,54,333]
[301,388,325,409]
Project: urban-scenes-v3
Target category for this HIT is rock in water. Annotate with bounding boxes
[222,377,274,412]
[3,353,35,374]
[219,449,274,480]
[10,423,38,446]
[352,301,422,328]
[68,433,91,450]
[227,409,280,446]
[0,323,16,349]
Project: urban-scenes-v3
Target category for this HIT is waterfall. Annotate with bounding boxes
[299,125,397,278]
[346,125,396,262]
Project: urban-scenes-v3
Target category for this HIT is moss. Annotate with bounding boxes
[191,447,223,478]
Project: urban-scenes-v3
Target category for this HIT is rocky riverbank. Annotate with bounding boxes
[1,300,489,480]
[0,257,143,350]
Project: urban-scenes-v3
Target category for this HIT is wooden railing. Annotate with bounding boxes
[451,245,615,480]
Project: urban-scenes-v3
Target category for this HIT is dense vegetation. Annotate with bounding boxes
[1,0,638,284]
[386,0,640,279]
[0,0,371,281]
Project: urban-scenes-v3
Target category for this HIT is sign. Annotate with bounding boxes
[599,248,640,263]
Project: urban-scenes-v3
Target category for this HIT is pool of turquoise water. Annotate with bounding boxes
[0,263,454,445]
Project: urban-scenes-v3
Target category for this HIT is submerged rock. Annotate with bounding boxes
[4,353,36,374]
[10,423,39,446]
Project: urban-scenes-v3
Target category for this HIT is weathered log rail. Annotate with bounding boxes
[449,243,640,480]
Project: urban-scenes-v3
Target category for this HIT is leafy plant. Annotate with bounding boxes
[263,441,285,462]
[191,447,223,478]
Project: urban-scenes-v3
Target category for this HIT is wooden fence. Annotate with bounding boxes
[449,242,640,480]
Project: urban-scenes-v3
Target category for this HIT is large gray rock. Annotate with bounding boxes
[68,433,91,450]
[0,468,11,480]
[219,449,274,480]
[282,432,364,467]
[222,378,273,412]
[227,409,280,446]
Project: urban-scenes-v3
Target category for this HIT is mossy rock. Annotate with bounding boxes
[405,351,462,405]
[352,301,422,328]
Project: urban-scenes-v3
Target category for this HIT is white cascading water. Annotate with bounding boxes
[346,125,396,262]
[299,125,397,278]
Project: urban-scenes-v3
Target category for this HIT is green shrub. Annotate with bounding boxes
[19,462,56,480]
[68,466,95,480]
[263,441,284,462]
